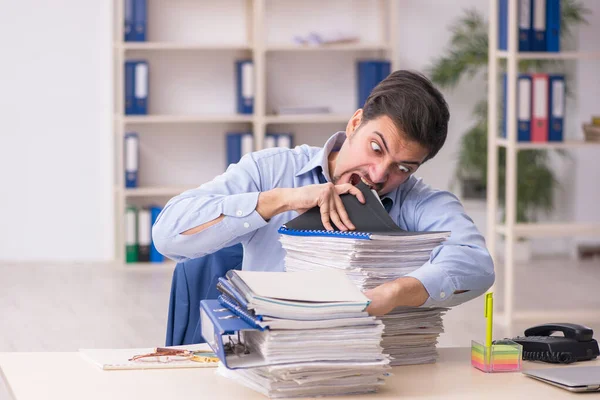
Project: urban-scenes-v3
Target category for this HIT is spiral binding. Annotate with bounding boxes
[218,295,264,330]
[277,226,372,239]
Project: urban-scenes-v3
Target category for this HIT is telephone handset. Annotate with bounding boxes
[510,323,600,364]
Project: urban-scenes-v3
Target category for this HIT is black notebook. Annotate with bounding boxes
[278,182,450,239]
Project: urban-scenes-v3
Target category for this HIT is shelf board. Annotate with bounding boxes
[118,42,252,51]
[266,43,390,52]
[120,115,253,124]
[496,137,600,149]
[496,50,600,60]
[265,114,349,124]
[495,223,600,237]
[120,187,193,197]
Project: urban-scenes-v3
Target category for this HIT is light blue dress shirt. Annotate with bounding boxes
[152,132,495,307]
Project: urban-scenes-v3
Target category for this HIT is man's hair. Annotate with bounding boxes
[361,70,450,162]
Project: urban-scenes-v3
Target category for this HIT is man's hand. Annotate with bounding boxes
[364,277,429,316]
[285,183,365,231]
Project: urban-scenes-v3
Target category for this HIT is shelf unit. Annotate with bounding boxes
[487,0,600,333]
[112,0,400,263]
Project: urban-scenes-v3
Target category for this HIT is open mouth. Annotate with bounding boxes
[350,173,375,190]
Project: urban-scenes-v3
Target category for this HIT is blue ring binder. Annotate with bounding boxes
[277,226,372,240]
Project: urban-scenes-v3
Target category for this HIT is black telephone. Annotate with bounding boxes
[509,323,600,364]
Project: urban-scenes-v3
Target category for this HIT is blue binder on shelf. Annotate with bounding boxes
[132,0,147,42]
[502,73,532,142]
[236,60,254,114]
[124,61,136,115]
[124,132,139,188]
[200,299,268,369]
[133,61,149,114]
[546,0,561,52]
[124,0,134,42]
[226,132,253,168]
[275,133,294,148]
[357,60,390,108]
[150,206,164,263]
[532,0,547,51]
[548,74,565,142]
[498,0,533,51]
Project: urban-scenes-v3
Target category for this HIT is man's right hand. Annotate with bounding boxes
[284,183,365,231]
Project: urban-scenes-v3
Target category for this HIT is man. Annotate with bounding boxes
[153,70,495,316]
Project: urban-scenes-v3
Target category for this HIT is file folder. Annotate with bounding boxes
[132,0,147,42]
[150,206,164,263]
[546,0,561,52]
[200,299,267,369]
[264,133,277,149]
[133,61,149,114]
[124,132,139,188]
[138,208,151,262]
[503,74,532,141]
[531,73,549,142]
[276,133,293,148]
[125,205,138,263]
[124,62,136,115]
[226,132,253,167]
[236,60,254,114]
[498,0,532,51]
[124,0,134,42]
[532,0,547,51]
[548,74,565,142]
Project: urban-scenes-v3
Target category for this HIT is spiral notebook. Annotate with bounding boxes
[279,181,449,240]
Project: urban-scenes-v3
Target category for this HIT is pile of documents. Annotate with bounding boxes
[279,231,450,366]
[201,270,390,398]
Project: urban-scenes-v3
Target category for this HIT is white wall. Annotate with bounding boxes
[0,0,597,261]
[0,1,113,261]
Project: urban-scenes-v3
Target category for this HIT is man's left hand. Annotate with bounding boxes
[364,277,429,316]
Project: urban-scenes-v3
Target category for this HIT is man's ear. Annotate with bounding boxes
[345,109,363,137]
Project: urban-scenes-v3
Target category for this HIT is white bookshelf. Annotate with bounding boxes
[112,0,399,263]
[487,0,600,333]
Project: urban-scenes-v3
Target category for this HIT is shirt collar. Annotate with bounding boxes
[295,131,346,180]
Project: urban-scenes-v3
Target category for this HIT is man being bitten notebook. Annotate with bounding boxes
[152,70,495,316]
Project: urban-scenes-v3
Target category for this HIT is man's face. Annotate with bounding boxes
[330,112,430,196]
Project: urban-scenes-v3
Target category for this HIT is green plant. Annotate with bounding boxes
[427,2,589,223]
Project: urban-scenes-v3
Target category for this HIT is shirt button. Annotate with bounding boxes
[440,292,446,299]
[236,210,243,216]
[243,222,250,228]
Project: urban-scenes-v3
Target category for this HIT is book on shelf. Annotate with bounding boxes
[236,60,254,114]
[124,0,147,42]
[498,0,560,52]
[226,132,253,168]
[124,132,139,188]
[357,60,390,109]
[124,60,149,115]
[502,72,564,142]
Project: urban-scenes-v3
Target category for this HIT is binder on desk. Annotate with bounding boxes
[503,74,532,142]
[124,0,134,42]
[150,206,164,263]
[531,73,549,142]
[548,74,565,142]
[125,205,138,263]
[124,132,139,188]
[280,181,450,240]
[532,0,547,51]
[134,61,149,115]
[546,0,561,52]
[124,62,136,115]
[236,60,254,114]
[138,208,151,262]
[200,299,267,369]
[132,0,147,42]
[498,0,532,51]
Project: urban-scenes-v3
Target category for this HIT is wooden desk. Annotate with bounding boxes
[1,347,596,399]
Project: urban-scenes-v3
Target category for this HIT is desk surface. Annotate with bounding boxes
[1,347,597,399]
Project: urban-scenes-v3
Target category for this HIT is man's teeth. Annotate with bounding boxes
[360,176,374,189]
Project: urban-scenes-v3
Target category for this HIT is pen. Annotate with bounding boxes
[485,292,493,348]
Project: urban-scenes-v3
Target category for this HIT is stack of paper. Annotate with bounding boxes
[204,270,391,398]
[279,232,449,366]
